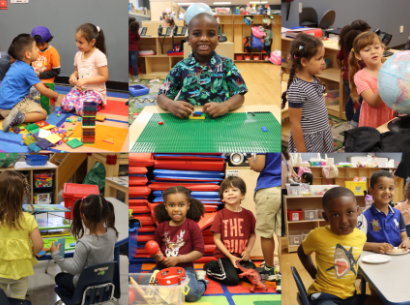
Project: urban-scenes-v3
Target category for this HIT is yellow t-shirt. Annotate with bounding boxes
[0,212,38,280]
[302,226,366,299]
[32,45,61,83]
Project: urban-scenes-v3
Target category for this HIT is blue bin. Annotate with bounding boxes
[129,85,150,97]
[129,3,132,11]
[25,154,48,166]
[129,221,140,261]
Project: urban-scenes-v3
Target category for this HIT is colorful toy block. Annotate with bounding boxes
[66,138,83,149]
[40,83,56,115]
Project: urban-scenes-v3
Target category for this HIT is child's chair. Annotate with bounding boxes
[291,266,311,305]
[0,288,31,305]
[54,262,120,305]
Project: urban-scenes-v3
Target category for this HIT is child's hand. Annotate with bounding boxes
[241,250,251,262]
[203,102,229,118]
[50,242,61,253]
[167,100,194,118]
[69,74,78,86]
[373,243,394,254]
[230,255,242,269]
[399,239,410,251]
[76,78,88,87]
[163,256,180,267]
[153,252,164,261]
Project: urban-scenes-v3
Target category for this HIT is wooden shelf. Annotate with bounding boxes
[317,68,340,82]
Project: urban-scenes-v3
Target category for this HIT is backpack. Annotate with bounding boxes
[243,37,252,52]
[251,33,264,51]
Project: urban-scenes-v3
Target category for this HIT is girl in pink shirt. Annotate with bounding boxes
[61,23,109,116]
[348,32,395,128]
[396,181,410,232]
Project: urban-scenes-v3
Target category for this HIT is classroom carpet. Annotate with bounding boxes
[129,78,163,125]
[129,262,281,305]
[0,89,129,152]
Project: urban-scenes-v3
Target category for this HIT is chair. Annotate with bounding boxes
[0,288,31,305]
[299,7,318,28]
[54,262,120,305]
[291,266,311,305]
[318,10,336,30]
[403,35,410,50]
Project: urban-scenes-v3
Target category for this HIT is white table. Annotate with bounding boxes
[359,251,410,305]
[41,198,128,269]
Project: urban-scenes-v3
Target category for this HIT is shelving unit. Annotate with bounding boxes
[0,161,59,205]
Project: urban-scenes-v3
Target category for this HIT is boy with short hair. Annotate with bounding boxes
[158,12,247,118]
[0,34,58,132]
[31,26,61,83]
[203,176,257,286]
[357,170,410,253]
[298,187,382,305]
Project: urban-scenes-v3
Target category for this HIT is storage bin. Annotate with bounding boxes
[235,55,244,60]
[34,192,52,205]
[34,172,53,188]
[345,181,367,195]
[309,185,339,195]
[25,154,48,166]
[289,234,303,246]
[62,183,100,219]
[244,55,251,61]
[253,55,260,61]
[286,183,301,196]
[0,153,19,168]
[129,220,139,261]
[129,85,150,97]
[304,209,318,220]
[129,273,189,305]
[263,54,269,61]
[288,209,303,221]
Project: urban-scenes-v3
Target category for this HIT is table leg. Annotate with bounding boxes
[114,245,120,271]
[360,276,366,295]
[44,260,51,273]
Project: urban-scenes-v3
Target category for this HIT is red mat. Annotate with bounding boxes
[154,160,225,171]
[98,99,128,116]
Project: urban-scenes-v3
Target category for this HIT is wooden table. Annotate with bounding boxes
[129,104,281,151]
[359,250,410,305]
[105,176,129,205]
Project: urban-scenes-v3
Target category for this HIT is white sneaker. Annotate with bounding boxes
[196,270,207,281]
[55,300,63,305]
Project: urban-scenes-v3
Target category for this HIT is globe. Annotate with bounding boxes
[185,3,213,26]
[378,51,410,114]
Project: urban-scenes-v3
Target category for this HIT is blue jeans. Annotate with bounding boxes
[344,79,362,122]
[129,50,139,77]
[145,266,206,302]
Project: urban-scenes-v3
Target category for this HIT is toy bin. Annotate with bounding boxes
[244,55,251,61]
[129,273,189,305]
[345,181,367,195]
[263,54,269,61]
[304,209,318,220]
[34,172,53,188]
[235,55,244,61]
[0,153,19,168]
[286,184,301,196]
[309,185,339,195]
[288,209,303,221]
[289,234,303,246]
[62,183,100,219]
[302,231,310,241]
[34,192,52,205]
[25,154,48,166]
[129,85,150,97]
[253,55,260,61]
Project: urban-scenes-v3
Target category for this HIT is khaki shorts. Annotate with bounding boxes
[254,187,281,238]
[0,97,44,118]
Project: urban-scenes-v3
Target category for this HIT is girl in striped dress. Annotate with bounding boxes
[282,34,334,152]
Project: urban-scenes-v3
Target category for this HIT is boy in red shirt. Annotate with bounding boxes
[204,176,257,285]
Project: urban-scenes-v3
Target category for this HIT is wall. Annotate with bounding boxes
[281,0,410,47]
[0,0,128,82]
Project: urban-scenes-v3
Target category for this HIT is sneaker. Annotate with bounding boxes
[2,108,25,132]
[196,270,207,281]
[55,300,63,305]
[204,259,226,281]
[348,120,358,128]
[259,265,276,281]
[276,274,282,293]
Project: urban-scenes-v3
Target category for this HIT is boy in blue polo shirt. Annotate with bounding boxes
[158,13,247,119]
[0,34,58,132]
[357,170,410,253]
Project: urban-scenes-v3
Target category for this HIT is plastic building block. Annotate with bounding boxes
[35,120,49,128]
[66,138,83,149]
[189,115,205,120]
[103,138,114,144]
[129,84,149,97]
[37,138,53,150]
[261,127,268,132]
[26,124,40,134]
[194,111,203,116]
[14,127,20,134]
[46,134,62,145]
[40,83,56,115]
[158,121,164,125]
[23,135,37,146]
[28,143,42,152]
[78,117,81,122]
[43,124,56,131]
[96,114,106,122]
[38,129,52,139]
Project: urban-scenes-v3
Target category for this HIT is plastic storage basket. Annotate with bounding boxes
[25,154,48,166]
[345,181,367,195]
[129,85,150,97]
[62,183,100,219]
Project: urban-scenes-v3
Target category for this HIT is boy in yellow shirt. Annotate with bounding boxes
[297,187,382,305]
[31,26,60,83]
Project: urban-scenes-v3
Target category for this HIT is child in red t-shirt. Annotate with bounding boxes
[204,176,257,286]
[150,186,207,302]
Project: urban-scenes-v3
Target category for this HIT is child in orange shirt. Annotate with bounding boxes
[31,26,61,83]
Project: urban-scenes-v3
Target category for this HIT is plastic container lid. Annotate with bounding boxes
[63,183,100,198]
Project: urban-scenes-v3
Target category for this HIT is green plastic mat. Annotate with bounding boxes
[131,112,280,152]
[43,236,76,251]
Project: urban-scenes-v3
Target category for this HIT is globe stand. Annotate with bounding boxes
[387,115,410,132]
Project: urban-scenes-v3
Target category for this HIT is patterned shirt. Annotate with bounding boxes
[32,45,60,83]
[158,52,248,106]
